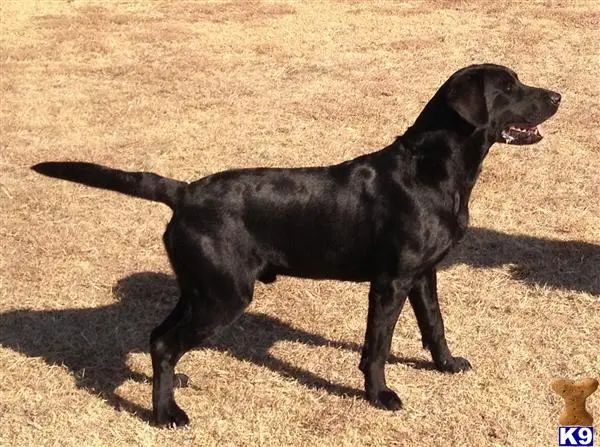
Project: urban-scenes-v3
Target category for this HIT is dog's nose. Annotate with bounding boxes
[549,92,561,106]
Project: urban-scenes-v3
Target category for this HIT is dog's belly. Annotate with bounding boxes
[256,229,378,282]
[262,266,372,283]
[259,236,453,284]
[255,221,457,284]
[269,254,375,282]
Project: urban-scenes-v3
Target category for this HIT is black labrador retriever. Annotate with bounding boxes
[32,64,561,427]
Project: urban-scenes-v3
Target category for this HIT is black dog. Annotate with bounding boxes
[32,64,560,427]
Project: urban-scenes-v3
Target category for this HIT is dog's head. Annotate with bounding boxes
[445,64,561,145]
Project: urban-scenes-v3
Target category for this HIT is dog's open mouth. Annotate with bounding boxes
[500,124,545,145]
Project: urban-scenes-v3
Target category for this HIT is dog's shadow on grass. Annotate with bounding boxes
[0,227,597,423]
[0,271,424,423]
[443,227,599,295]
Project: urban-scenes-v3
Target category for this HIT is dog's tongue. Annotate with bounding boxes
[537,124,545,137]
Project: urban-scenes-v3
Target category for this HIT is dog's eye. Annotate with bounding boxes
[502,79,516,93]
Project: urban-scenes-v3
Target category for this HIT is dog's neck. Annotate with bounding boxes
[403,103,475,143]
[399,97,496,188]
[396,127,494,189]
[458,130,495,186]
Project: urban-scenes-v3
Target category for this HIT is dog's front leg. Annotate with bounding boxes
[359,277,410,411]
[408,268,471,373]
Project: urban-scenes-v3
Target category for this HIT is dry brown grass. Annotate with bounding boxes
[1,1,599,446]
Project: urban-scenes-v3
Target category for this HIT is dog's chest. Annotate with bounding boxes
[412,189,469,259]
[388,190,469,272]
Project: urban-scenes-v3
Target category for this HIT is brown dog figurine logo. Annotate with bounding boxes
[552,377,598,426]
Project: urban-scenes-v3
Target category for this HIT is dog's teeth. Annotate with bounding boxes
[502,129,515,143]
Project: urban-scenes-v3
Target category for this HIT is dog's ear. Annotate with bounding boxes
[447,71,489,127]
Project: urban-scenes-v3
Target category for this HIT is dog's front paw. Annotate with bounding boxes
[155,401,190,428]
[367,388,403,411]
[436,356,472,373]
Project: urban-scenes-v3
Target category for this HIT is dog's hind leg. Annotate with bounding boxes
[149,294,194,427]
[408,268,471,373]
[150,272,253,427]
[359,276,410,411]
[150,225,256,427]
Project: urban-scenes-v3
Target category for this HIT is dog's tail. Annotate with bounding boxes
[31,161,186,209]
